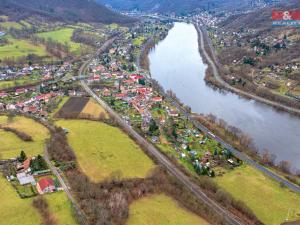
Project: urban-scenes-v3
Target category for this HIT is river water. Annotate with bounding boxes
[148,22,300,171]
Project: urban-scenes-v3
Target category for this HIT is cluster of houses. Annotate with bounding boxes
[87,61,238,177]
[0,61,79,118]
[0,62,74,87]
[197,12,300,100]
[0,85,62,117]
[6,155,60,196]
[89,64,167,130]
[0,65,54,83]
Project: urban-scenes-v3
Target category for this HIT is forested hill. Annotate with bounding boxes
[97,0,270,14]
[0,0,136,24]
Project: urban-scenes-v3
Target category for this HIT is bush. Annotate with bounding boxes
[3,127,33,142]
[47,127,76,162]
[32,197,56,225]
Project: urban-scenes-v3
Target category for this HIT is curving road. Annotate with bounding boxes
[195,21,300,115]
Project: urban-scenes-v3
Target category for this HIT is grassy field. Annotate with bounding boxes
[80,99,109,119]
[133,36,146,46]
[55,119,155,182]
[0,175,42,225]
[0,36,48,59]
[45,192,78,225]
[37,28,81,53]
[126,194,209,225]
[0,77,38,89]
[0,21,23,29]
[106,23,119,30]
[0,116,49,159]
[0,175,77,225]
[215,165,300,225]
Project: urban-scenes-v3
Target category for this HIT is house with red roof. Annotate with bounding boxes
[37,178,55,194]
[23,158,31,171]
[0,92,7,98]
[93,74,100,82]
[130,74,144,82]
[152,96,163,102]
[115,93,126,100]
[15,88,26,95]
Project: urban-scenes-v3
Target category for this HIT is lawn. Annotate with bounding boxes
[80,99,109,119]
[215,165,300,225]
[0,36,48,59]
[0,175,78,225]
[37,28,81,53]
[45,192,78,225]
[0,76,38,89]
[0,116,50,159]
[0,175,42,225]
[106,23,119,30]
[133,36,146,46]
[126,194,209,225]
[55,119,155,182]
[0,21,23,29]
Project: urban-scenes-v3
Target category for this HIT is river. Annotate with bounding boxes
[148,22,300,171]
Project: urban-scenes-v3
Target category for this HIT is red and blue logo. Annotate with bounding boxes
[272,10,300,26]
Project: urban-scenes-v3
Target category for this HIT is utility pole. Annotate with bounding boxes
[285,208,291,222]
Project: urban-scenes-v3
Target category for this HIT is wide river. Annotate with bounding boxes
[148,22,300,171]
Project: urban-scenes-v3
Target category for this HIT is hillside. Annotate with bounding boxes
[219,0,300,31]
[97,0,269,14]
[207,0,300,111]
[0,0,135,24]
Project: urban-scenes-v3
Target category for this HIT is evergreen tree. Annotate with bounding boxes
[149,119,159,136]
[19,150,27,163]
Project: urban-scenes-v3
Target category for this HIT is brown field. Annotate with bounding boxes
[79,99,109,119]
[55,97,89,118]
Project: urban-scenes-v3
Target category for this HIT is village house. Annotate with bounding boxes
[16,158,31,172]
[17,172,36,185]
[36,178,56,194]
[152,96,163,103]
[0,91,8,98]
[168,110,179,117]
[15,88,27,96]
[102,88,111,97]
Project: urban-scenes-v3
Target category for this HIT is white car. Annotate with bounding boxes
[208,132,216,138]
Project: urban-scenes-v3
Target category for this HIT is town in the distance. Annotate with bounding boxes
[0,0,299,225]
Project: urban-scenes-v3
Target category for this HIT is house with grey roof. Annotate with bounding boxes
[16,172,36,185]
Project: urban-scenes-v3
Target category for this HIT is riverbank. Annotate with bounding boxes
[194,22,300,117]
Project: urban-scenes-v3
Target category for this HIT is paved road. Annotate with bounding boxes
[44,149,88,225]
[81,81,245,225]
[195,21,300,115]
[78,35,120,79]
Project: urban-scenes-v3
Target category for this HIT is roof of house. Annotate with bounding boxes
[17,172,35,185]
[38,178,54,191]
[23,158,31,170]
[152,96,163,102]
